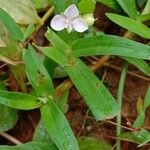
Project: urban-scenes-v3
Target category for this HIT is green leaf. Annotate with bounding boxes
[0,8,23,41]
[0,91,41,110]
[44,56,58,78]
[54,0,68,13]
[71,35,150,60]
[23,24,35,41]
[53,65,68,78]
[133,111,145,128]
[43,29,119,120]
[133,87,150,128]
[45,29,68,52]
[0,104,18,131]
[106,13,150,39]
[118,129,150,147]
[55,90,69,113]
[23,45,54,96]
[0,22,8,48]
[65,59,119,120]
[33,120,51,142]
[78,137,112,150]
[0,82,6,90]
[116,0,137,19]
[0,22,21,59]
[144,87,150,108]
[0,0,40,25]
[41,99,79,150]
[134,112,144,129]
[0,142,57,150]
[42,47,119,120]
[53,0,78,13]
[123,57,150,77]
[78,0,95,14]
[31,0,53,9]
[57,30,79,45]
[136,97,144,114]
[96,0,120,11]
[0,82,18,132]
[142,0,150,15]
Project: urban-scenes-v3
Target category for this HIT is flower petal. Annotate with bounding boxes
[72,18,88,32]
[64,4,79,20]
[50,15,67,31]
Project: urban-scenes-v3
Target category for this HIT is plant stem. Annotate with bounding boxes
[40,6,54,24]
[116,62,128,150]
[23,6,54,48]
[0,132,22,145]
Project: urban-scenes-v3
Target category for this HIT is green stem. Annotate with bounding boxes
[40,6,54,25]
[116,62,128,150]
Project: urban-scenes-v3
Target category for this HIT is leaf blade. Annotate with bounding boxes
[116,0,137,18]
[0,91,40,110]
[41,99,79,150]
[65,59,119,120]
[0,142,57,150]
[0,8,23,41]
[72,35,150,60]
[106,13,150,39]
[23,45,54,96]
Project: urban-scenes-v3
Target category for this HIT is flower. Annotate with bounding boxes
[50,4,88,33]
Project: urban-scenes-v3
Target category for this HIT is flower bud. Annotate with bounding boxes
[83,14,95,26]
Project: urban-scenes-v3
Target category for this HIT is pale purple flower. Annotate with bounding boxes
[50,4,88,33]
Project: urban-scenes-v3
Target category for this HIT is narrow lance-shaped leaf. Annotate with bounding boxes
[42,47,119,120]
[133,87,150,128]
[123,57,150,77]
[0,142,57,150]
[116,0,137,19]
[33,120,51,142]
[45,29,68,53]
[96,0,120,11]
[65,59,119,120]
[0,8,23,41]
[41,99,79,150]
[23,45,54,96]
[118,129,150,147]
[106,13,150,39]
[0,91,41,110]
[71,35,150,60]
[43,29,119,120]
[0,82,18,132]
[23,24,35,41]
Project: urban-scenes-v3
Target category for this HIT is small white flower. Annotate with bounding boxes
[50,4,88,33]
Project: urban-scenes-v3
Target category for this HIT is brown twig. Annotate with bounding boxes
[105,63,150,82]
[0,132,22,145]
[105,120,137,132]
